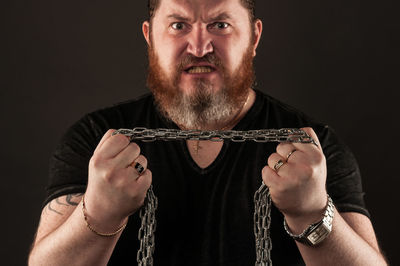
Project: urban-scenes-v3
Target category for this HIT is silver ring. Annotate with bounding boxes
[274,159,285,171]
[286,149,297,161]
[134,162,145,175]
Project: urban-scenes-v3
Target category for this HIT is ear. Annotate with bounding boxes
[142,21,151,46]
[251,19,263,57]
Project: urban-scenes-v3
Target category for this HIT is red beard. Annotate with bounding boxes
[147,46,255,130]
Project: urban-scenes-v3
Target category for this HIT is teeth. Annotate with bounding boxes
[187,66,213,74]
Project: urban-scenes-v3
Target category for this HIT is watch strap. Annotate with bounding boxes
[284,194,334,246]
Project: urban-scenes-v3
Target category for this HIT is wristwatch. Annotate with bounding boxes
[283,195,335,246]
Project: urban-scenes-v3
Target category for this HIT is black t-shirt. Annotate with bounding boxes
[45,90,369,265]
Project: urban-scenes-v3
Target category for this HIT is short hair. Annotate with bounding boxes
[148,0,256,22]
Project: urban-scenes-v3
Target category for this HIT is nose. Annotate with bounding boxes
[186,24,213,57]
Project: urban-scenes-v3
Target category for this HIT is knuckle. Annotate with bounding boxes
[315,152,325,164]
[304,164,316,177]
[130,142,140,153]
[107,129,116,135]
[267,154,275,167]
[115,134,130,145]
[89,156,102,168]
[141,156,148,166]
[276,143,288,154]
[103,171,115,183]
[140,171,152,188]
[276,144,282,153]
[261,166,269,177]
[301,127,312,133]
[144,169,153,182]
[261,175,269,186]
[261,167,273,185]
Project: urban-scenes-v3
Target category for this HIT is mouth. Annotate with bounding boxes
[184,65,215,74]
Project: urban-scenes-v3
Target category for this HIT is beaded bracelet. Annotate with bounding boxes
[81,195,127,237]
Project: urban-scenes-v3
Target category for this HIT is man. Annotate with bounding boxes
[29,0,387,265]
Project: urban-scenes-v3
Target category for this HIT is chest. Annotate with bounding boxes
[185,140,224,169]
[115,141,303,265]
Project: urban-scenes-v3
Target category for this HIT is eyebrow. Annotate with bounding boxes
[167,13,191,22]
[208,12,232,22]
[166,12,233,23]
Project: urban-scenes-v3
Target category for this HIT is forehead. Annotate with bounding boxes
[154,0,247,20]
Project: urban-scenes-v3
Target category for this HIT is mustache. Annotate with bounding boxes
[176,53,224,72]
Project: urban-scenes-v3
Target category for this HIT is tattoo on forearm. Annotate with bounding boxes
[46,193,84,215]
[66,193,82,206]
[56,197,69,206]
[47,201,63,215]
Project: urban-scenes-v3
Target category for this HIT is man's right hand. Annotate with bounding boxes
[84,129,152,232]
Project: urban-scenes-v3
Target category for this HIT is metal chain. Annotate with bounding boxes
[137,185,158,266]
[113,127,315,266]
[254,183,272,266]
[113,127,315,144]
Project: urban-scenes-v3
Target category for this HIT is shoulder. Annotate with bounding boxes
[254,89,327,135]
[52,92,156,169]
[83,93,155,128]
[254,90,354,164]
[63,93,155,140]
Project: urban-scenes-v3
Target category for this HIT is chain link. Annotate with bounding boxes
[112,127,315,265]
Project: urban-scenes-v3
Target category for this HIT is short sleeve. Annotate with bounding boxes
[319,125,370,218]
[42,94,155,207]
[43,114,107,207]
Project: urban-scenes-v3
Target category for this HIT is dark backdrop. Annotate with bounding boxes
[2,0,399,265]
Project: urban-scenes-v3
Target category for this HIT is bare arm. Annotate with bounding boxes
[28,194,124,266]
[263,128,387,265]
[289,211,387,266]
[29,130,152,266]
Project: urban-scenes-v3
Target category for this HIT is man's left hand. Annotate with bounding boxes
[262,127,328,233]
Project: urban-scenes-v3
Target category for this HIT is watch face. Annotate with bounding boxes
[307,223,331,245]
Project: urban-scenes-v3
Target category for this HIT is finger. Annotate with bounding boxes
[122,168,152,206]
[292,127,321,152]
[268,153,288,173]
[95,133,130,159]
[115,142,142,167]
[94,129,115,153]
[302,127,321,147]
[276,143,299,162]
[261,165,280,189]
[135,169,153,192]
[129,155,148,175]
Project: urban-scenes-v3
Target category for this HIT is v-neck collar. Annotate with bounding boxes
[170,90,265,174]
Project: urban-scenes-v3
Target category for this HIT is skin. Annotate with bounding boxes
[142,0,262,97]
[263,128,387,265]
[143,0,262,167]
[29,0,387,265]
[29,130,152,265]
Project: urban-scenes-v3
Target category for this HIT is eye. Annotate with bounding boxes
[171,22,186,30]
[209,22,230,30]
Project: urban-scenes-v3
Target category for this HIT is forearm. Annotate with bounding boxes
[29,201,123,266]
[293,210,387,266]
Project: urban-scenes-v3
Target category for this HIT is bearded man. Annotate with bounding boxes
[29,0,387,265]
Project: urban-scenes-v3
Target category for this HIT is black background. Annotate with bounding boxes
[2,0,399,265]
